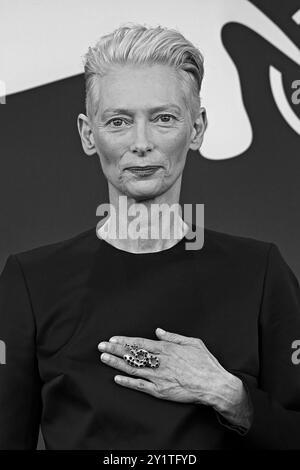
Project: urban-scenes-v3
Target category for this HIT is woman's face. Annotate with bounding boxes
[80,64,205,201]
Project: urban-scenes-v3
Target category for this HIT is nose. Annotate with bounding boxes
[130,121,154,155]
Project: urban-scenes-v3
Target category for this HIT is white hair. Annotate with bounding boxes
[83,22,204,124]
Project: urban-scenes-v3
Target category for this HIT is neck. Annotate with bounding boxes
[97,179,189,253]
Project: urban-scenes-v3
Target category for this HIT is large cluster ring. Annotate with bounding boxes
[123,343,160,369]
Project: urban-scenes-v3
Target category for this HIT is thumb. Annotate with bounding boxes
[155,328,191,345]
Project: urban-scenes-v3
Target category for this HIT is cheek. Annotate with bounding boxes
[94,135,122,167]
[162,131,190,162]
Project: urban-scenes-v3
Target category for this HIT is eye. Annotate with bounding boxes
[106,114,177,128]
[154,114,177,124]
[106,118,129,128]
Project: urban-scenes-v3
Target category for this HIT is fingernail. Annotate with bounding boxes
[98,342,106,350]
[109,338,118,343]
[157,328,165,334]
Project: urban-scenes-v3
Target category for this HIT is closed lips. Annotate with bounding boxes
[126,166,161,170]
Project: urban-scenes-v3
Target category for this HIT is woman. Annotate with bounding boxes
[0,23,300,450]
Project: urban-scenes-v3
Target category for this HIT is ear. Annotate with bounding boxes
[77,113,97,156]
[189,107,207,151]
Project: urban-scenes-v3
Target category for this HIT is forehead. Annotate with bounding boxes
[94,64,187,114]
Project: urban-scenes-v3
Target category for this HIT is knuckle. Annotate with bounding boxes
[109,355,117,365]
[128,366,138,376]
[158,387,169,400]
[152,383,162,398]
[168,334,176,341]
[193,337,203,346]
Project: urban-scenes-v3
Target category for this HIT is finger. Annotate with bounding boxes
[100,352,154,378]
[114,375,158,397]
[97,341,126,358]
[155,328,196,345]
[108,336,162,354]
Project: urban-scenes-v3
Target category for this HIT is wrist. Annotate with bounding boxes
[212,371,245,414]
[212,371,253,429]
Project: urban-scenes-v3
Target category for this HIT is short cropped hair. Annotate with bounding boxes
[83,23,204,124]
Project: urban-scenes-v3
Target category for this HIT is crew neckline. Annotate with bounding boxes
[96,223,197,256]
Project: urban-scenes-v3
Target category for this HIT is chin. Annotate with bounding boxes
[124,181,166,201]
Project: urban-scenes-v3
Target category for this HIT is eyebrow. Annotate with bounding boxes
[101,104,182,118]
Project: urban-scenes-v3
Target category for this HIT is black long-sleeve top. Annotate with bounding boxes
[0,226,300,449]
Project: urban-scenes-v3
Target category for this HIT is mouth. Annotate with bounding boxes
[125,166,163,177]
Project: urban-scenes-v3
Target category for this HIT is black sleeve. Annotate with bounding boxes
[229,243,300,449]
[0,254,42,449]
